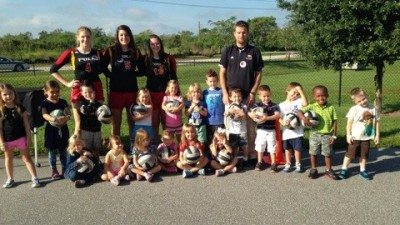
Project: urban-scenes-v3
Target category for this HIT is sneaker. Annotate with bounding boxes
[74,179,86,188]
[308,168,318,179]
[198,168,206,176]
[230,167,237,173]
[182,170,193,178]
[270,164,278,173]
[136,174,143,181]
[254,162,266,171]
[2,179,15,188]
[359,171,372,180]
[111,177,120,186]
[325,169,339,180]
[295,163,302,173]
[215,169,224,177]
[338,169,348,179]
[144,172,154,182]
[124,174,130,181]
[51,169,61,180]
[283,164,291,172]
[31,178,41,188]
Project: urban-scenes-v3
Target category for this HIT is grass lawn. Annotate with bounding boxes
[1,60,399,155]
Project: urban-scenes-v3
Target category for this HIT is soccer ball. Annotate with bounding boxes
[283,113,300,129]
[302,110,320,128]
[130,104,148,117]
[157,146,172,162]
[76,156,94,174]
[165,100,179,112]
[227,103,243,121]
[49,109,69,127]
[183,146,200,164]
[216,149,232,166]
[138,153,156,171]
[250,106,266,124]
[96,105,112,124]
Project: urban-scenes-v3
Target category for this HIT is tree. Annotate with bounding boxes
[278,0,400,112]
[248,17,278,51]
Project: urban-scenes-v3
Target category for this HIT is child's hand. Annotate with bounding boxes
[0,143,5,152]
[374,136,380,145]
[346,135,354,145]
[83,151,92,157]
[67,80,81,88]
[302,118,312,127]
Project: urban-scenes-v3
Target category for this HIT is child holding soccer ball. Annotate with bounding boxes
[184,83,208,144]
[101,135,130,186]
[40,80,71,180]
[161,80,184,142]
[210,129,238,176]
[248,85,280,172]
[130,129,161,182]
[338,87,380,180]
[298,85,339,180]
[157,130,179,173]
[279,82,308,173]
[131,88,154,144]
[177,124,209,178]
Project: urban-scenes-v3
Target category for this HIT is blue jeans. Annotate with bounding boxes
[48,148,67,171]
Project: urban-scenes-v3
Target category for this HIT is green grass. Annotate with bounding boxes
[1,60,399,156]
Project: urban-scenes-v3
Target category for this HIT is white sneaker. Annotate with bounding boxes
[215,169,224,177]
[31,178,41,188]
[295,163,302,173]
[198,168,206,176]
[3,179,15,188]
[283,164,291,172]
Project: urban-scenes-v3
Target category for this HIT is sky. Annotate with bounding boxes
[0,0,289,37]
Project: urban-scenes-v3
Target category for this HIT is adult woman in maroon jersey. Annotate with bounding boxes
[145,34,177,140]
[50,26,109,134]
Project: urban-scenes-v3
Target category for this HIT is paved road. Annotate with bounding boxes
[0,147,399,225]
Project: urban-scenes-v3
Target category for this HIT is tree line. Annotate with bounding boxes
[0,16,300,63]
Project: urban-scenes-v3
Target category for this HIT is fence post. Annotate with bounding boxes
[338,68,342,107]
[193,58,196,66]
[33,62,36,76]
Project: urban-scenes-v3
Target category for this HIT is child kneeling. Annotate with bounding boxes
[210,129,238,176]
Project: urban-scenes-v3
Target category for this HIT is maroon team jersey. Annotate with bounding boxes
[50,48,108,82]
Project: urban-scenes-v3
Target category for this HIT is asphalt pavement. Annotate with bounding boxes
[0,147,399,225]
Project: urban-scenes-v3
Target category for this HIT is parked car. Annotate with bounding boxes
[0,56,30,71]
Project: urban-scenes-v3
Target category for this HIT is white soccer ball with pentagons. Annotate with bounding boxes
[183,146,200,164]
[251,106,266,124]
[76,156,94,173]
[130,104,148,117]
[302,110,320,128]
[49,109,69,127]
[283,113,300,129]
[216,149,232,166]
[96,105,112,124]
[138,153,155,170]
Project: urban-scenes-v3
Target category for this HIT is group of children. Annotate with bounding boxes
[0,69,380,188]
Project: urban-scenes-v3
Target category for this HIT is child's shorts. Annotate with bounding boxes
[81,130,102,155]
[4,136,28,152]
[228,133,247,148]
[283,137,303,151]
[309,133,333,156]
[255,129,276,153]
[346,140,370,159]
[109,91,136,110]
[195,125,207,144]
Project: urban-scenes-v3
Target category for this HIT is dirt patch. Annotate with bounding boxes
[385,110,400,117]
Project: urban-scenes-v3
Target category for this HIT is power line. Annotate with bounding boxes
[131,0,281,11]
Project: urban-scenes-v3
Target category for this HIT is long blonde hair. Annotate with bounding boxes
[136,88,152,105]
[165,80,181,96]
[0,83,22,119]
[134,128,150,151]
[180,124,197,145]
[67,135,85,155]
[186,83,202,101]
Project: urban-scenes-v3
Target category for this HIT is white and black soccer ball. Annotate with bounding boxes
[165,100,179,112]
[228,103,243,121]
[76,157,94,174]
[283,113,300,129]
[158,146,172,161]
[95,105,112,124]
[183,146,200,164]
[130,104,148,117]
[251,106,266,124]
[302,110,320,128]
[49,109,68,127]
[216,149,232,166]
[138,153,155,171]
